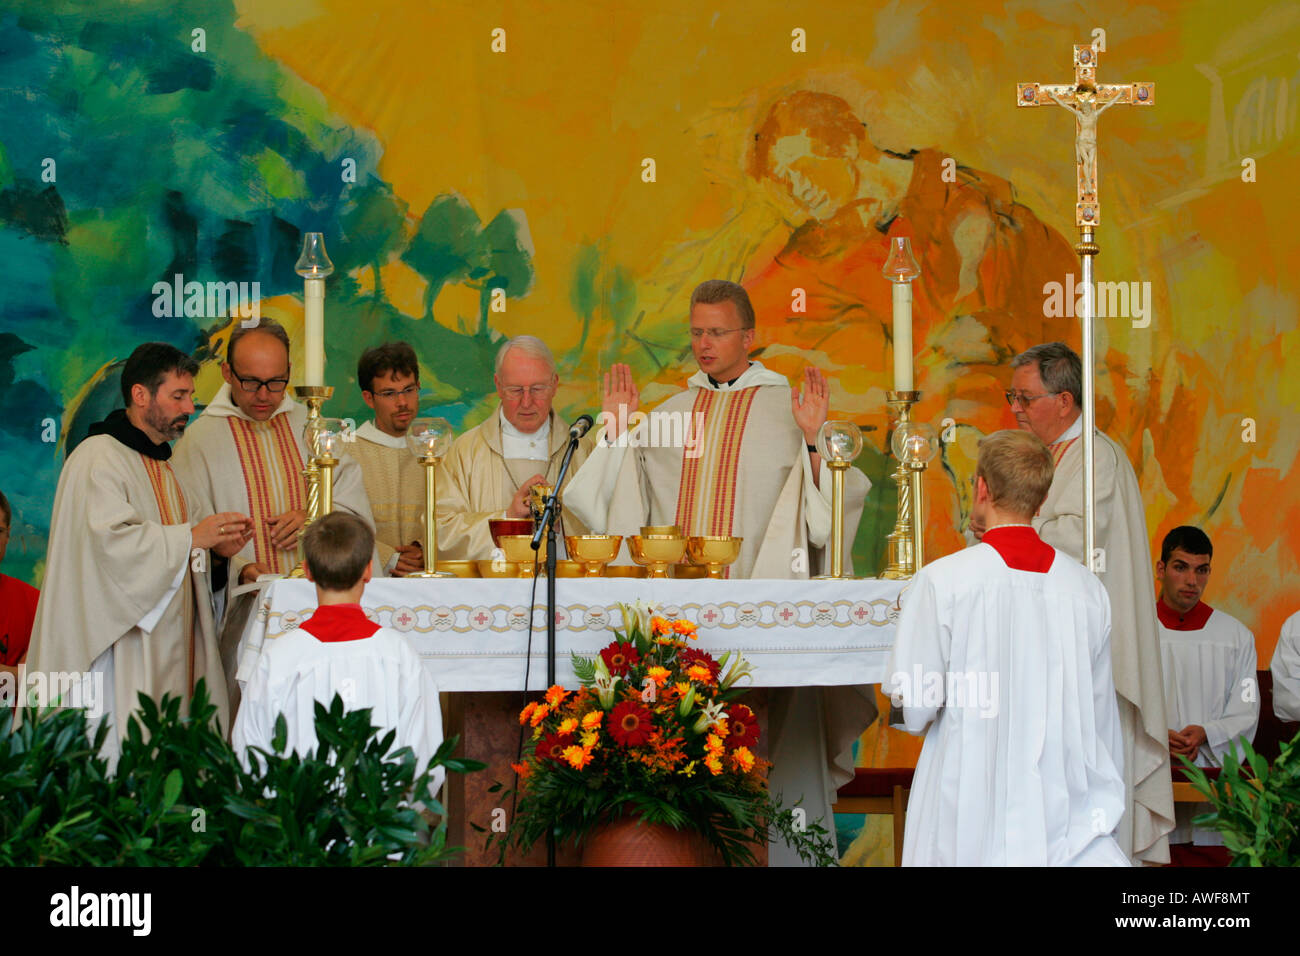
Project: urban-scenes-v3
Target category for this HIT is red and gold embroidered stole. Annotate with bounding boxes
[226,415,306,575]
[140,455,196,687]
[674,386,759,539]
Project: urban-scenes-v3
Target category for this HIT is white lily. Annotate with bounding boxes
[593,657,621,709]
[719,653,756,690]
[676,685,697,718]
[693,699,728,735]
[618,599,654,638]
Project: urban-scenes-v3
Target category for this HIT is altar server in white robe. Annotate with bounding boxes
[172,319,378,704]
[28,343,252,763]
[984,342,1173,865]
[1155,526,1258,860]
[232,512,445,797]
[435,336,593,561]
[566,279,871,866]
[891,429,1128,866]
[1271,612,1300,722]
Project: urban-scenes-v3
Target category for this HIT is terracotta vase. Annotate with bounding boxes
[581,818,721,866]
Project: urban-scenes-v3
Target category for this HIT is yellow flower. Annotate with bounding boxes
[730,746,755,773]
[705,733,725,757]
[563,745,594,770]
[646,666,671,687]
[711,718,729,739]
[581,710,603,731]
[558,717,579,735]
[580,730,599,749]
[704,753,723,776]
[673,682,691,699]
[545,685,568,707]
[680,760,698,777]
[529,704,550,727]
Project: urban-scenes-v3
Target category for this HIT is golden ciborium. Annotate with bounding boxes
[686,535,743,579]
[477,557,521,578]
[499,534,546,577]
[628,533,686,579]
[813,420,864,580]
[405,417,456,578]
[565,534,623,577]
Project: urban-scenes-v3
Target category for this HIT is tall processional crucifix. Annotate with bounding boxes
[1016,44,1154,570]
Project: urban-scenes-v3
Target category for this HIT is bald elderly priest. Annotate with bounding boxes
[28,344,252,762]
[435,336,593,560]
[566,279,871,866]
[994,342,1173,865]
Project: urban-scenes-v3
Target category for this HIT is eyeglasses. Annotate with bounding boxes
[501,384,554,400]
[370,385,420,401]
[690,328,748,340]
[1004,389,1059,407]
[231,368,289,394]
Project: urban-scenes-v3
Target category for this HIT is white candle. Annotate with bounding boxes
[304,278,325,386]
[892,281,914,391]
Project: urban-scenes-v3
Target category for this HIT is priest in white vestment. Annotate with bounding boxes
[171,320,378,707]
[987,342,1173,865]
[565,280,871,866]
[891,429,1129,866]
[1271,611,1300,722]
[1154,526,1258,860]
[436,336,593,561]
[27,344,252,763]
[351,342,425,575]
[231,513,445,797]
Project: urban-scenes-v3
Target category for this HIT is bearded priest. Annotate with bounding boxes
[27,343,252,763]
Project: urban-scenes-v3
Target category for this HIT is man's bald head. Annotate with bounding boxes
[222,319,291,421]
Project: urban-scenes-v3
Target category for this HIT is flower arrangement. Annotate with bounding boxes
[499,601,835,866]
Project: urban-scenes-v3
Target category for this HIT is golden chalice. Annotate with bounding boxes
[686,536,743,579]
[477,557,520,578]
[641,524,682,537]
[628,534,686,579]
[499,534,546,577]
[565,534,623,577]
[433,560,480,578]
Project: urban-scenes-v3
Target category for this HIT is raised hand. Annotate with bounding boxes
[791,365,830,445]
[602,363,640,440]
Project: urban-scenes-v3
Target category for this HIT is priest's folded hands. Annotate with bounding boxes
[191,512,254,558]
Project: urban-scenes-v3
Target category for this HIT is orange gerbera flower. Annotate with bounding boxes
[563,745,594,770]
[519,702,538,725]
[581,710,603,731]
[558,717,579,735]
[529,703,550,727]
[704,753,723,775]
[672,682,691,699]
[672,619,698,638]
[510,761,531,779]
[545,685,569,707]
[730,746,755,773]
[646,666,671,686]
[687,664,714,684]
[705,733,725,757]
[650,616,670,635]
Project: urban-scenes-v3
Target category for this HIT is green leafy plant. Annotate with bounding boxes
[0,680,482,866]
[1181,728,1300,866]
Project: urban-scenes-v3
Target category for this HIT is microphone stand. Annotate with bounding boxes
[530,426,584,868]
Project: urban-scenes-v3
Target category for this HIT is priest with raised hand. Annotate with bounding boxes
[351,342,425,576]
[435,335,593,561]
[891,429,1128,866]
[171,319,377,703]
[565,278,871,865]
[27,343,252,763]
[986,341,1173,866]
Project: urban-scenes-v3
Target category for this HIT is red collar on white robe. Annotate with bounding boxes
[301,603,381,643]
[982,526,1055,573]
[1157,597,1212,631]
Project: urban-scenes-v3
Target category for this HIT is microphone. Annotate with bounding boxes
[568,414,594,440]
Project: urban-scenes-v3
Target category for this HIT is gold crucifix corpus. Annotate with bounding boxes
[1017,44,1154,226]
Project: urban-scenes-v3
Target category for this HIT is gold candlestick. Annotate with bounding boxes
[406,417,455,578]
[880,391,919,579]
[289,386,335,577]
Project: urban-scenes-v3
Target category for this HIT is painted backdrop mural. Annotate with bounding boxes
[1,0,1296,864]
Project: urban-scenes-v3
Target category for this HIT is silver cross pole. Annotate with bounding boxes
[1016,44,1153,570]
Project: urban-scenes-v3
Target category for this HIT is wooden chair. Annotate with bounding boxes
[832,768,914,866]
